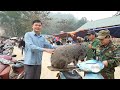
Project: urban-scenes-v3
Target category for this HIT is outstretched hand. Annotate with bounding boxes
[102,60,108,67]
[44,48,55,54]
[88,44,92,49]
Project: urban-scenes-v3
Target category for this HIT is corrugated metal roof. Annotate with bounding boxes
[76,15,120,32]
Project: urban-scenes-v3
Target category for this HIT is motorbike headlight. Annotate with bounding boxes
[91,64,101,73]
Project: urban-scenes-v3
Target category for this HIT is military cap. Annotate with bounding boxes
[86,30,96,35]
[97,29,110,39]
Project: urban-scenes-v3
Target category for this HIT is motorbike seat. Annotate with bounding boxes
[61,70,82,79]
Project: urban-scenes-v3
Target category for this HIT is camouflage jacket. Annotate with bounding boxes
[97,41,120,73]
[86,38,100,60]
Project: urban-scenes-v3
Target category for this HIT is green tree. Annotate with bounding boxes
[74,17,88,30]
[0,11,51,37]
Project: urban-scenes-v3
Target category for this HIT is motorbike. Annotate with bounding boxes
[48,59,104,79]
[0,54,24,79]
[76,59,104,79]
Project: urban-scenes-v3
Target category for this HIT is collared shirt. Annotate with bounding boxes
[24,31,55,65]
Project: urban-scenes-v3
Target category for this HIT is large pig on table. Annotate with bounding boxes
[51,43,87,69]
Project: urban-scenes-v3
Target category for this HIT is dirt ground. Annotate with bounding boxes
[12,46,58,79]
[12,46,120,79]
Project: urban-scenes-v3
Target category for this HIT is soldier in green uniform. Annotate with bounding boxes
[86,30,100,60]
[97,29,120,79]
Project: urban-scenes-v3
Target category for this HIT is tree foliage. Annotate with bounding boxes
[0,11,51,37]
[0,11,88,37]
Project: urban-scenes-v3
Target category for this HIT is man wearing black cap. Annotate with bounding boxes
[86,30,100,60]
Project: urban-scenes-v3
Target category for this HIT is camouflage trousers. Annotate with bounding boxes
[101,72,114,79]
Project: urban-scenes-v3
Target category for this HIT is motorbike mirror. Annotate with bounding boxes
[12,55,17,57]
